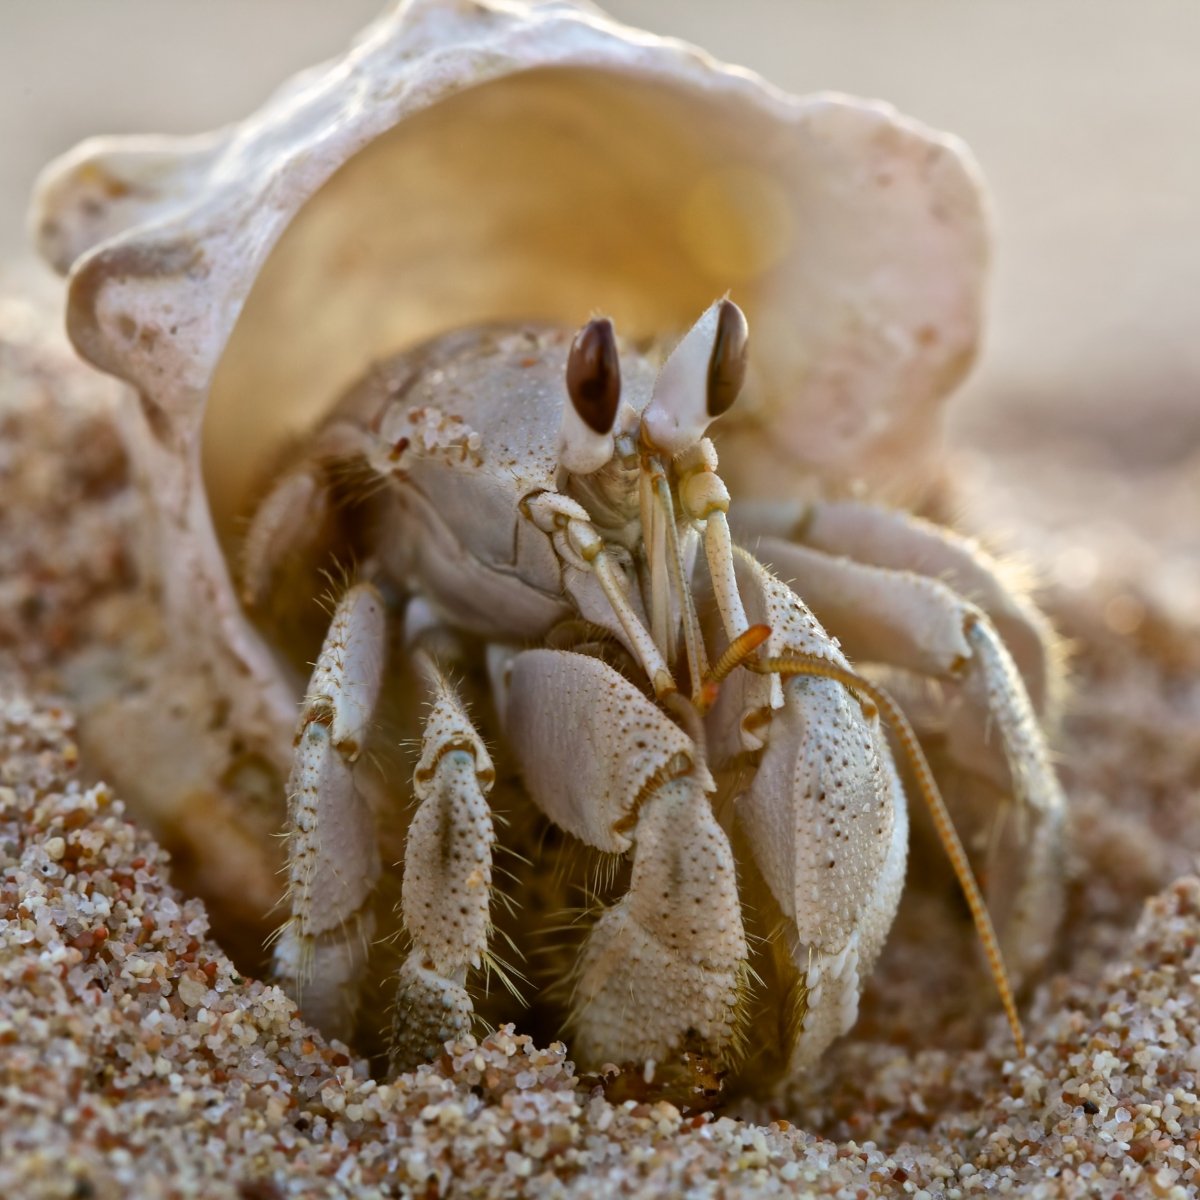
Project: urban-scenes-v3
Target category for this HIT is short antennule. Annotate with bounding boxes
[560,317,620,475]
[642,298,748,457]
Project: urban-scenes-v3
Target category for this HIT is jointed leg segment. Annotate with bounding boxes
[390,640,497,1074]
[272,582,386,1042]
[273,585,499,1071]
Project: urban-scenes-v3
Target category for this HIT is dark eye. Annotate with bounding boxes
[567,318,621,434]
[706,299,748,418]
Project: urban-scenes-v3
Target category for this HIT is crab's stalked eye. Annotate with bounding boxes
[559,317,621,474]
[567,318,621,435]
[642,298,748,456]
[706,298,749,418]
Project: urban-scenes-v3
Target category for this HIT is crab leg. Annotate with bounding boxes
[731,498,1058,717]
[390,615,496,1075]
[239,422,373,610]
[499,648,747,1069]
[272,582,385,1042]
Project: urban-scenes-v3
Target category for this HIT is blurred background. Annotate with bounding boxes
[3,0,1198,616]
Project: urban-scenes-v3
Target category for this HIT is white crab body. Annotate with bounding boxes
[29,0,1065,1094]
[332,325,657,640]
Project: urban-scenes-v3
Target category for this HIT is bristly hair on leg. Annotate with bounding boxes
[315,557,362,619]
[480,945,527,1003]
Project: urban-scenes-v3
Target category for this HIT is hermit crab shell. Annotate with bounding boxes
[32,0,987,796]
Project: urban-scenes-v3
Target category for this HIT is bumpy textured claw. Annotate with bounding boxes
[572,775,745,1069]
[502,648,747,1069]
[736,500,1066,984]
[702,551,908,1074]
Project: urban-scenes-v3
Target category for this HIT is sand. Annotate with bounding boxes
[2,290,1199,1198]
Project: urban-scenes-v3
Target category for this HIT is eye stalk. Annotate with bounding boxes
[642,298,749,456]
[706,298,749,418]
[567,318,621,434]
[560,317,621,474]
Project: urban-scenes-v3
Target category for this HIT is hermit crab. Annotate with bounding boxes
[32,0,1065,1093]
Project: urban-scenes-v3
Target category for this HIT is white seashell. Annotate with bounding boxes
[30,0,988,847]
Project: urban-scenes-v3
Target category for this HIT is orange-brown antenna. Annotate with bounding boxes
[696,624,772,714]
[747,651,1026,1058]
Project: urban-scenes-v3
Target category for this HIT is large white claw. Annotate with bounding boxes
[704,552,908,1074]
[502,648,746,1068]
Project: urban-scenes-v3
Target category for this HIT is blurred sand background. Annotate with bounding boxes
[2,0,1198,612]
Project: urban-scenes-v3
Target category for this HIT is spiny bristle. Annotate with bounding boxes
[490,861,525,888]
[495,929,523,962]
[587,848,623,901]
[323,452,385,507]
[723,958,762,1068]
[481,948,527,1003]
[784,970,811,1055]
[314,560,360,617]
[263,917,291,951]
[497,842,532,869]
[490,889,521,920]
[472,1013,498,1039]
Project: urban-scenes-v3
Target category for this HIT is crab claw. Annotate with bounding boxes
[701,550,908,1076]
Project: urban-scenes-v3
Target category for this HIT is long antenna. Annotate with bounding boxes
[696,623,771,714]
[748,651,1026,1058]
